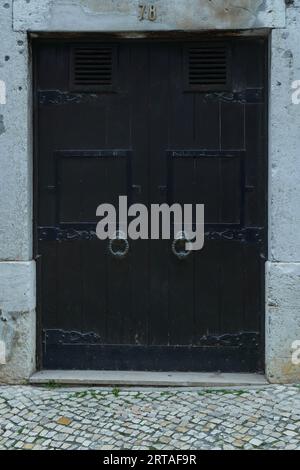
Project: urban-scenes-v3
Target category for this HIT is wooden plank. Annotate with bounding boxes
[148,43,170,346]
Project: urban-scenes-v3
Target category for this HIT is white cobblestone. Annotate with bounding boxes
[0,385,299,450]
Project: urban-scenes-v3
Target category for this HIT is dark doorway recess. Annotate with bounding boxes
[34,37,268,372]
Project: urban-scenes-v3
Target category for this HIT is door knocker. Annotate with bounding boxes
[108,231,129,259]
[172,231,192,260]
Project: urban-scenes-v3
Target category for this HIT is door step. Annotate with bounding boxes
[30,370,268,387]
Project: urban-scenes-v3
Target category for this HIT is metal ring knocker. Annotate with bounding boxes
[108,231,129,259]
[172,231,192,260]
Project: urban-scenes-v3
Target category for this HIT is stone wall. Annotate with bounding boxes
[0,0,299,383]
[13,0,285,32]
[267,0,300,382]
[0,0,35,383]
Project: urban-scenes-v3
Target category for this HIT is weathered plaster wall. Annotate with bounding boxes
[0,262,36,382]
[13,0,285,32]
[267,0,300,383]
[1,0,300,383]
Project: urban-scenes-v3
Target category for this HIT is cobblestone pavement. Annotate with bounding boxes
[0,385,300,450]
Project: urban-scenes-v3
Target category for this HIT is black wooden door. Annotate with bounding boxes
[35,38,267,372]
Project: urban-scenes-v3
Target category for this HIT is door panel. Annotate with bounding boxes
[35,38,267,372]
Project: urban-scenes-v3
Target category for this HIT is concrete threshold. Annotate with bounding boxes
[30,370,268,387]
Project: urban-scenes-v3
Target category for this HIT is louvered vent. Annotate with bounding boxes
[185,43,231,91]
[71,45,116,91]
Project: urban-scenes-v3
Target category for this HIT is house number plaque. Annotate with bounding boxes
[138,4,157,21]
